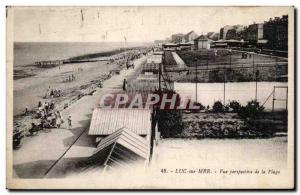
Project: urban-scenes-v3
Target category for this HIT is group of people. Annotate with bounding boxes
[104,49,146,71]
[50,89,62,98]
[45,86,62,98]
[29,101,73,136]
[35,101,61,125]
[63,74,76,82]
[241,52,252,59]
[28,101,72,135]
[126,60,135,69]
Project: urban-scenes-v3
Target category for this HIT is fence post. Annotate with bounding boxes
[272,86,275,112]
[286,87,288,111]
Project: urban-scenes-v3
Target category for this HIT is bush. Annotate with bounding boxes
[212,101,224,112]
[239,100,264,119]
[157,110,183,138]
[194,102,205,110]
[228,100,242,113]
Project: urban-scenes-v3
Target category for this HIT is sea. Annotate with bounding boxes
[14,42,152,67]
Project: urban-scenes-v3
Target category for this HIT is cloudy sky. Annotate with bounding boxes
[11,6,292,42]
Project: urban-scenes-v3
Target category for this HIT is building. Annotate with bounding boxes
[178,42,193,50]
[88,127,150,170]
[219,28,224,39]
[220,25,244,40]
[207,32,220,41]
[162,43,179,51]
[225,29,238,40]
[88,108,153,143]
[206,32,214,38]
[184,31,198,42]
[87,108,155,170]
[243,23,264,43]
[219,25,234,40]
[224,25,244,40]
[194,35,212,50]
[263,15,288,51]
[171,33,185,43]
[211,40,228,48]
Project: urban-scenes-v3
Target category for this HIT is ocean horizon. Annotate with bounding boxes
[14,42,152,67]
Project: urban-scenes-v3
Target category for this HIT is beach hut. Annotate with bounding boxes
[194,35,212,50]
[88,127,150,170]
[88,108,153,143]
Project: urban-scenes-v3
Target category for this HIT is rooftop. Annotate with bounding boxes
[88,127,149,169]
[88,108,152,136]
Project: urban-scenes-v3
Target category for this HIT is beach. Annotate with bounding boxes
[13,52,148,178]
[13,42,150,137]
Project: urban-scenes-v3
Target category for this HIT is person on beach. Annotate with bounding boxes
[38,101,42,108]
[50,89,54,98]
[123,79,127,91]
[67,116,72,129]
[28,123,39,136]
[50,102,55,110]
[56,111,63,126]
[55,114,62,128]
[25,107,29,115]
[44,102,49,113]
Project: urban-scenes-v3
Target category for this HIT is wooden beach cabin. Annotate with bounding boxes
[194,35,212,50]
[88,108,154,168]
[88,127,150,170]
[88,108,152,143]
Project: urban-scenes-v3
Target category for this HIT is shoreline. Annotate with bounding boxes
[13,46,145,80]
[13,49,146,134]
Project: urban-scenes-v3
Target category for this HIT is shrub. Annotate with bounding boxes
[212,101,224,112]
[157,110,183,138]
[239,100,264,119]
[228,100,242,113]
[194,102,205,110]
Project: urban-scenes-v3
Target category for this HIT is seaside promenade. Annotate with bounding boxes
[13,56,147,178]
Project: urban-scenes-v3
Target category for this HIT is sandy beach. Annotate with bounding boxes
[13,53,148,178]
[13,47,149,133]
[14,59,116,115]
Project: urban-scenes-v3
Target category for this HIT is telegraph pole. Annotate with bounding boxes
[229,50,232,69]
[275,56,278,81]
[223,69,226,106]
[252,52,255,78]
[195,58,198,103]
[255,64,259,100]
[158,63,161,92]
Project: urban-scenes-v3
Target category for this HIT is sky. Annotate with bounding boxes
[10,6,293,42]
